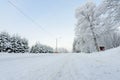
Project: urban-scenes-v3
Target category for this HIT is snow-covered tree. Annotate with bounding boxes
[97,0,120,33]
[75,1,100,53]
[73,38,81,53]
[10,35,29,53]
[101,31,120,49]
[97,0,120,49]
[0,32,11,52]
[73,38,77,52]
[21,38,29,52]
[30,43,53,53]
[74,0,120,53]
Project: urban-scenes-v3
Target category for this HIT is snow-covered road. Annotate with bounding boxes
[0,47,120,80]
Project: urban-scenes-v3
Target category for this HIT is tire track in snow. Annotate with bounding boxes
[48,55,70,80]
[70,55,90,80]
[47,54,79,80]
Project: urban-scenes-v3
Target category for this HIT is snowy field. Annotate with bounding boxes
[0,47,120,80]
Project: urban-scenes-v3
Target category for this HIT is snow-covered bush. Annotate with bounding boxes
[30,43,53,53]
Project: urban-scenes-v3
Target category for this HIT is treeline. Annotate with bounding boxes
[0,32,54,53]
[0,32,29,53]
[0,32,68,53]
[30,43,53,53]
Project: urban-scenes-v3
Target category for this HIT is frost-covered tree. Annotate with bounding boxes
[97,0,120,49]
[75,1,100,53]
[30,43,53,53]
[97,0,120,34]
[73,38,81,53]
[101,32,120,49]
[0,32,11,52]
[73,38,77,53]
[74,0,120,53]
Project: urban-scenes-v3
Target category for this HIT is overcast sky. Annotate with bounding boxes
[0,0,100,51]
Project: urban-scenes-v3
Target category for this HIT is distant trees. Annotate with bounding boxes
[30,43,53,53]
[0,32,29,53]
[57,48,68,53]
[73,0,120,53]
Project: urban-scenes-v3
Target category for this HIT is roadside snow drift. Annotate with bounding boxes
[0,47,120,80]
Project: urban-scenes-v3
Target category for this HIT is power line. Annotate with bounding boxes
[8,0,55,37]
[8,0,62,50]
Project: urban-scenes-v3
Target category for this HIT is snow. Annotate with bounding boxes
[0,47,120,80]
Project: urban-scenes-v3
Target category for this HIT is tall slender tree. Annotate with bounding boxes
[75,1,99,52]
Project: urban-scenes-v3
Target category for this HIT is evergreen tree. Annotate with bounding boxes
[0,32,11,52]
[10,35,29,53]
[30,43,53,53]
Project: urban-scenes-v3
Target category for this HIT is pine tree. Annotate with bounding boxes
[10,35,29,53]
[0,32,11,52]
[30,43,53,53]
